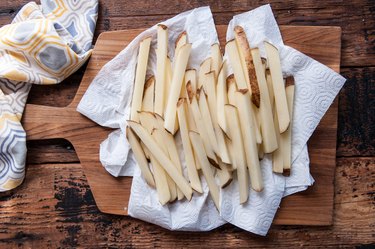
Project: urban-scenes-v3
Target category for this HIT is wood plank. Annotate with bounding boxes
[337,67,375,157]
[0,1,373,67]
[22,25,341,225]
[27,139,79,164]
[0,158,373,247]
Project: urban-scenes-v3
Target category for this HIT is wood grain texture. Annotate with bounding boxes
[0,158,373,248]
[337,67,375,157]
[22,25,341,225]
[0,1,373,247]
[0,1,373,67]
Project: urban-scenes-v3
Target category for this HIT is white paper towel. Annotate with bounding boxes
[77,5,346,235]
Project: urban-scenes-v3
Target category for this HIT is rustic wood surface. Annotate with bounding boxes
[0,0,374,248]
[22,25,341,224]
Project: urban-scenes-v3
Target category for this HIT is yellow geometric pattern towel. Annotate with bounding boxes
[0,0,98,191]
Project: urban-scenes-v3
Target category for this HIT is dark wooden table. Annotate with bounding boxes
[1,1,374,248]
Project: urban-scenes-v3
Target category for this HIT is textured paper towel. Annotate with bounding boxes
[77,5,346,235]
[220,5,345,235]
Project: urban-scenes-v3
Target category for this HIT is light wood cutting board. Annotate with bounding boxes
[22,25,341,226]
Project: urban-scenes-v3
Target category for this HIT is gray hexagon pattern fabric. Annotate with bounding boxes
[0,0,98,191]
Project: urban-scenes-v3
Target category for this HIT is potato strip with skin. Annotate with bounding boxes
[130,37,152,122]
[126,127,155,188]
[189,131,220,210]
[177,99,203,193]
[265,41,290,133]
[128,121,193,200]
[164,43,192,134]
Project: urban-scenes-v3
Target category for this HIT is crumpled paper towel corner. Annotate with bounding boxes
[77,4,346,235]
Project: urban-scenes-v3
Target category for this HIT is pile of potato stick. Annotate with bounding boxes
[127,24,295,208]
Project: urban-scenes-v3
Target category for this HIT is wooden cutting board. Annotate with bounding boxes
[22,25,341,226]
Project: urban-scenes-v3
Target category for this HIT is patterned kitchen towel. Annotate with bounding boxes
[0,0,98,191]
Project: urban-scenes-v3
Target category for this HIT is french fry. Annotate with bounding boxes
[227,74,237,105]
[128,121,193,200]
[177,99,203,193]
[142,76,155,112]
[216,160,233,188]
[198,58,212,89]
[251,48,278,153]
[187,85,217,165]
[165,57,173,104]
[204,71,231,163]
[197,87,219,157]
[225,39,248,89]
[152,129,178,202]
[154,25,168,117]
[265,69,275,108]
[184,70,198,132]
[175,31,187,52]
[130,37,152,122]
[264,41,290,133]
[217,61,229,134]
[153,113,184,200]
[252,104,262,144]
[224,104,249,203]
[281,77,295,176]
[211,43,223,80]
[164,43,192,134]
[225,135,236,170]
[272,107,283,173]
[138,112,177,201]
[234,25,260,108]
[126,127,155,188]
[149,152,171,205]
[189,131,220,209]
[235,90,263,191]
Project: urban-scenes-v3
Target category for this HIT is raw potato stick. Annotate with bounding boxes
[251,48,278,153]
[155,24,168,117]
[153,113,184,200]
[224,104,249,203]
[152,129,178,202]
[142,76,155,112]
[235,90,263,191]
[264,41,290,133]
[265,69,275,108]
[138,112,177,201]
[211,43,223,80]
[149,152,171,205]
[234,25,260,108]
[204,71,231,163]
[198,58,212,89]
[187,82,217,167]
[189,131,220,209]
[128,121,193,200]
[164,43,192,134]
[130,37,152,122]
[175,31,187,52]
[216,160,233,188]
[164,57,173,104]
[184,70,198,132]
[281,77,295,176]
[177,99,203,193]
[225,40,248,89]
[217,61,229,134]
[198,88,219,157]
[272,106,284,174]
[126,127,155,188]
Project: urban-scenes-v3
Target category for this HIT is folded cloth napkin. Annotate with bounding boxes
[78,5,346,235]
[0,0,98,191]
